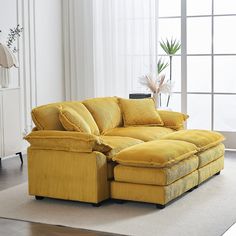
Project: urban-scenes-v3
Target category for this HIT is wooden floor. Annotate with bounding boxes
[0,156,125,236]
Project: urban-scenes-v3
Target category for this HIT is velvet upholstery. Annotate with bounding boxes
[31,101,100,135]
[83,97,123,134]
[161,129,225,151]
[113,139,198,168]
[111,171,198,205]
[114,155,198,185]
[24,130,111,153]
[197,143,225,168]
[158,110,189,130]
[198,156,224,184]
[104,126,174,141]
[28,148,109,203]
[59,107,91,133]
[99,136,143,160]
[118,98,163,127]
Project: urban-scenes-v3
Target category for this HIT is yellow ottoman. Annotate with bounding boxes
[112,140,199,208]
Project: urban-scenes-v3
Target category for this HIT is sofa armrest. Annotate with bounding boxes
[158,110,189,130]
[24,130,111,153]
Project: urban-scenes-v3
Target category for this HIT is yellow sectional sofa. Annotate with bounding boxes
[25,97,225,208]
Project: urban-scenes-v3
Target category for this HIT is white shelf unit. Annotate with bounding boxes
[0,87,22,158]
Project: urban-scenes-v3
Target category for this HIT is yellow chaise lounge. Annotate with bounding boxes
[25,97,225,208]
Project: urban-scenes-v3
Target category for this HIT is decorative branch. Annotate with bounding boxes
[6,24,23,53]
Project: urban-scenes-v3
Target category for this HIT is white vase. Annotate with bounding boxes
[0,67,10,88]
[153,92,159,108]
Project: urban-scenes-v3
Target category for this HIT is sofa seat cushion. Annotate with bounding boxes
[99,136,143,160]
[114,155,198,186]
[118,98,164,127]
[83,97,123,134]
[161,129,225,151]
[104,126,174,142]
[31,101,100,135]
[112,140,198,168]
[197,143,225,168]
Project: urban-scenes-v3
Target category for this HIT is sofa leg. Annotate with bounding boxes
[215,171,221,176]
[187,185,199,192]
[156,204,165,209]
[92,203,102,207]
[114,199,125,204]
[35,196,44,200]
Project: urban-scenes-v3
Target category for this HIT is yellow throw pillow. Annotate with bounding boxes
[59,107,91,133]
[158,110,189,130]
[119,98,164,127]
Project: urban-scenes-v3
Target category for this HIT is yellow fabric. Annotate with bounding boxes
[24,130,111,153]
[161,129,225,151]
[158,110,189,130]
[104,126,174,142]
[111,171,198,205]
[197,143,225,168]
[59,107,91,133]
[32,102,64,130]
[198,156,224,184]
[31,101,100,135]
[113,140,198,168]
[119,98,164,127]
[28,148,109,203]
[83,97,123,133]
[114,155,198,186]
[99,136,143,160]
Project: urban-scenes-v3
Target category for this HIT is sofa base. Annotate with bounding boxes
[28,148,110,204]
[111,170,198,205]
[198,156,224,184]
[111,156,224,207]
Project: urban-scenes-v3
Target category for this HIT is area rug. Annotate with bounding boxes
[0,156,236,236]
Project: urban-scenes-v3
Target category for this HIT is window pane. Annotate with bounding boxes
[158,0,181,17]
[158,18,181,54]
[187,0,212,16]
[187,17,211,54]
[160,93,181,112]
[214,95,236,131]
[214,0,236,15]
[214,16,236,54]
[187,94,211,130]
[187,56,211,92]
[160,56,181,92]
[214,56,236,93]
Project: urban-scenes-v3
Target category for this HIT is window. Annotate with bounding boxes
[158,0,236,148]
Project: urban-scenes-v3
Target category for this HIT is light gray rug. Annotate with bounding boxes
[0,156,236,236]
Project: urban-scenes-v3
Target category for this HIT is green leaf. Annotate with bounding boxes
[157,58,169,74]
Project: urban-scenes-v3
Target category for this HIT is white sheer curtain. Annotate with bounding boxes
[63,0,158,99]
[93,0,157,98]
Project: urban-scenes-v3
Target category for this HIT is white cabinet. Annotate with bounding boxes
[0,88,22,158]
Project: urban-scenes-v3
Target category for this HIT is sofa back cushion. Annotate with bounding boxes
[32,101,100,135]
[83,97,123,134]
[118,98,164,127]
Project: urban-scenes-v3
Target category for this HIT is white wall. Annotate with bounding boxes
[0,0,65,139]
